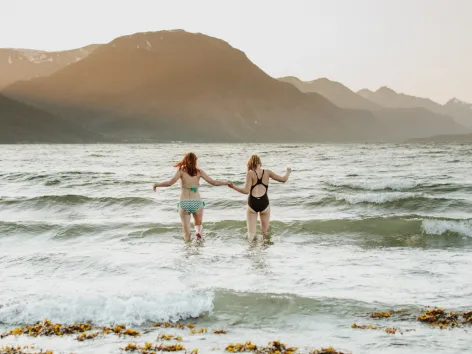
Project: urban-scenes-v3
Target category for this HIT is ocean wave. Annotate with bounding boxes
[211,290,418,321]
[277,217,472,238]
[0,194,155,209]
[329,193,470,211]
[0,171,115,183]
[0,290,214,326]
[326,179,419,191]
[0,287,418,327]
[2,217,471,239]
[422,219,472,238]
[326,180,472,193]
[336,192,423,204]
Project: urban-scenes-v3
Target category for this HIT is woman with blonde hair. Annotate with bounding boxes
[153,152,230,241]
[229,155,291,240]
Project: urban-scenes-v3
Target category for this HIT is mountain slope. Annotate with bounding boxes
[3,30,383,143]
[0,45,100,89]
[409,133,472,142]
[281,77,464,139]
[0,94,97,143]
[443,98,472,128]
[358,87,472,129]
[357,86,443,112]
[279,77,382,110]
[2,30,464,142]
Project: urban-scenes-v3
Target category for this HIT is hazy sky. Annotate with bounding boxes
[1,0,471,103]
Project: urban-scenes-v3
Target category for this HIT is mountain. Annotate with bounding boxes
[280,77,464,139]
[357,86,443,112]
[279,77,382,110]
[1,30,464,143]
[443,98,472,128]
[358,87,472,129]
[0,94,97,143]
[409,133,472,142]
[373,107,463,142]
[2,30,384,143]
[0,45,100,90]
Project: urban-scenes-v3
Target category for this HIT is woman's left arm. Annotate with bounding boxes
[268,168,291,183]
[153,170,181,191]
[200,169,231,186]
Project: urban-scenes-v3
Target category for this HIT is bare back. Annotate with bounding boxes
[179,170,201,201]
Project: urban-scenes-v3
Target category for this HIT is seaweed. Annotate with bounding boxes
[158,334,183,341]
[121,342,186,352]
[310,348,348,354]
[225,341,297,353]
[417,308,472,329]
[0,347,53,354]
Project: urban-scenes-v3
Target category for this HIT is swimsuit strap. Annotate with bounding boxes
[250,169,268,191]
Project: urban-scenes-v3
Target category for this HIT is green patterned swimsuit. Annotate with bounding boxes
[178,186,205,213]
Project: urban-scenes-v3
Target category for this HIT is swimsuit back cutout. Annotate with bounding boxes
[248,169,269,213]
[250,169,268,196]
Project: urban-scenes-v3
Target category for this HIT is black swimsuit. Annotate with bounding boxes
[248,170,269,212]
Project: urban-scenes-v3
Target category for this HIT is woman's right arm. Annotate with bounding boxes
[268,168,291,183]
[229,171,252,195]
[153,170,180,191]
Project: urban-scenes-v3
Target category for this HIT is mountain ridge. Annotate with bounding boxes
[1,30,467,142]
[0,93,98,143]
[0,44,100,90]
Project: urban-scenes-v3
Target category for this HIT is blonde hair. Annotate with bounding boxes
[247,155,261,171]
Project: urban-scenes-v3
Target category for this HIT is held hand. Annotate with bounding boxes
[153,183,158,192]
[228,182,234,189]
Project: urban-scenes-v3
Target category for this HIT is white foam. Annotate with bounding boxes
[7,54,12,64]
[0,290,214,326]
[422,219,472,238]
[329,179,418,191]
[338,192,420,204]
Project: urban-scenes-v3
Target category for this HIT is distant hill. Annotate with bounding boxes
[0,94,97,143]
[279,77,382,110]
[279,77,464,139]
[1,30,465,143]
[443,98,472,128]
[0,45,100,90]
[2,30,384,143]
[358,87,472,129]
[409,133,472,143]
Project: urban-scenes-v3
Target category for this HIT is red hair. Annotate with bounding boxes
[174,152,199,176]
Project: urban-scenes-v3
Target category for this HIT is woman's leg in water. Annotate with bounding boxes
[260,206,271,235]
[192,206,204,239]
[179,208,192,242]
[246,207,258,241]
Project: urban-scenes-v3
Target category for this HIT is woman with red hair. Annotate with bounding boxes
[153,152,230,241]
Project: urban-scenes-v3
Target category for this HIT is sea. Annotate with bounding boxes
[0,143,471,354]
